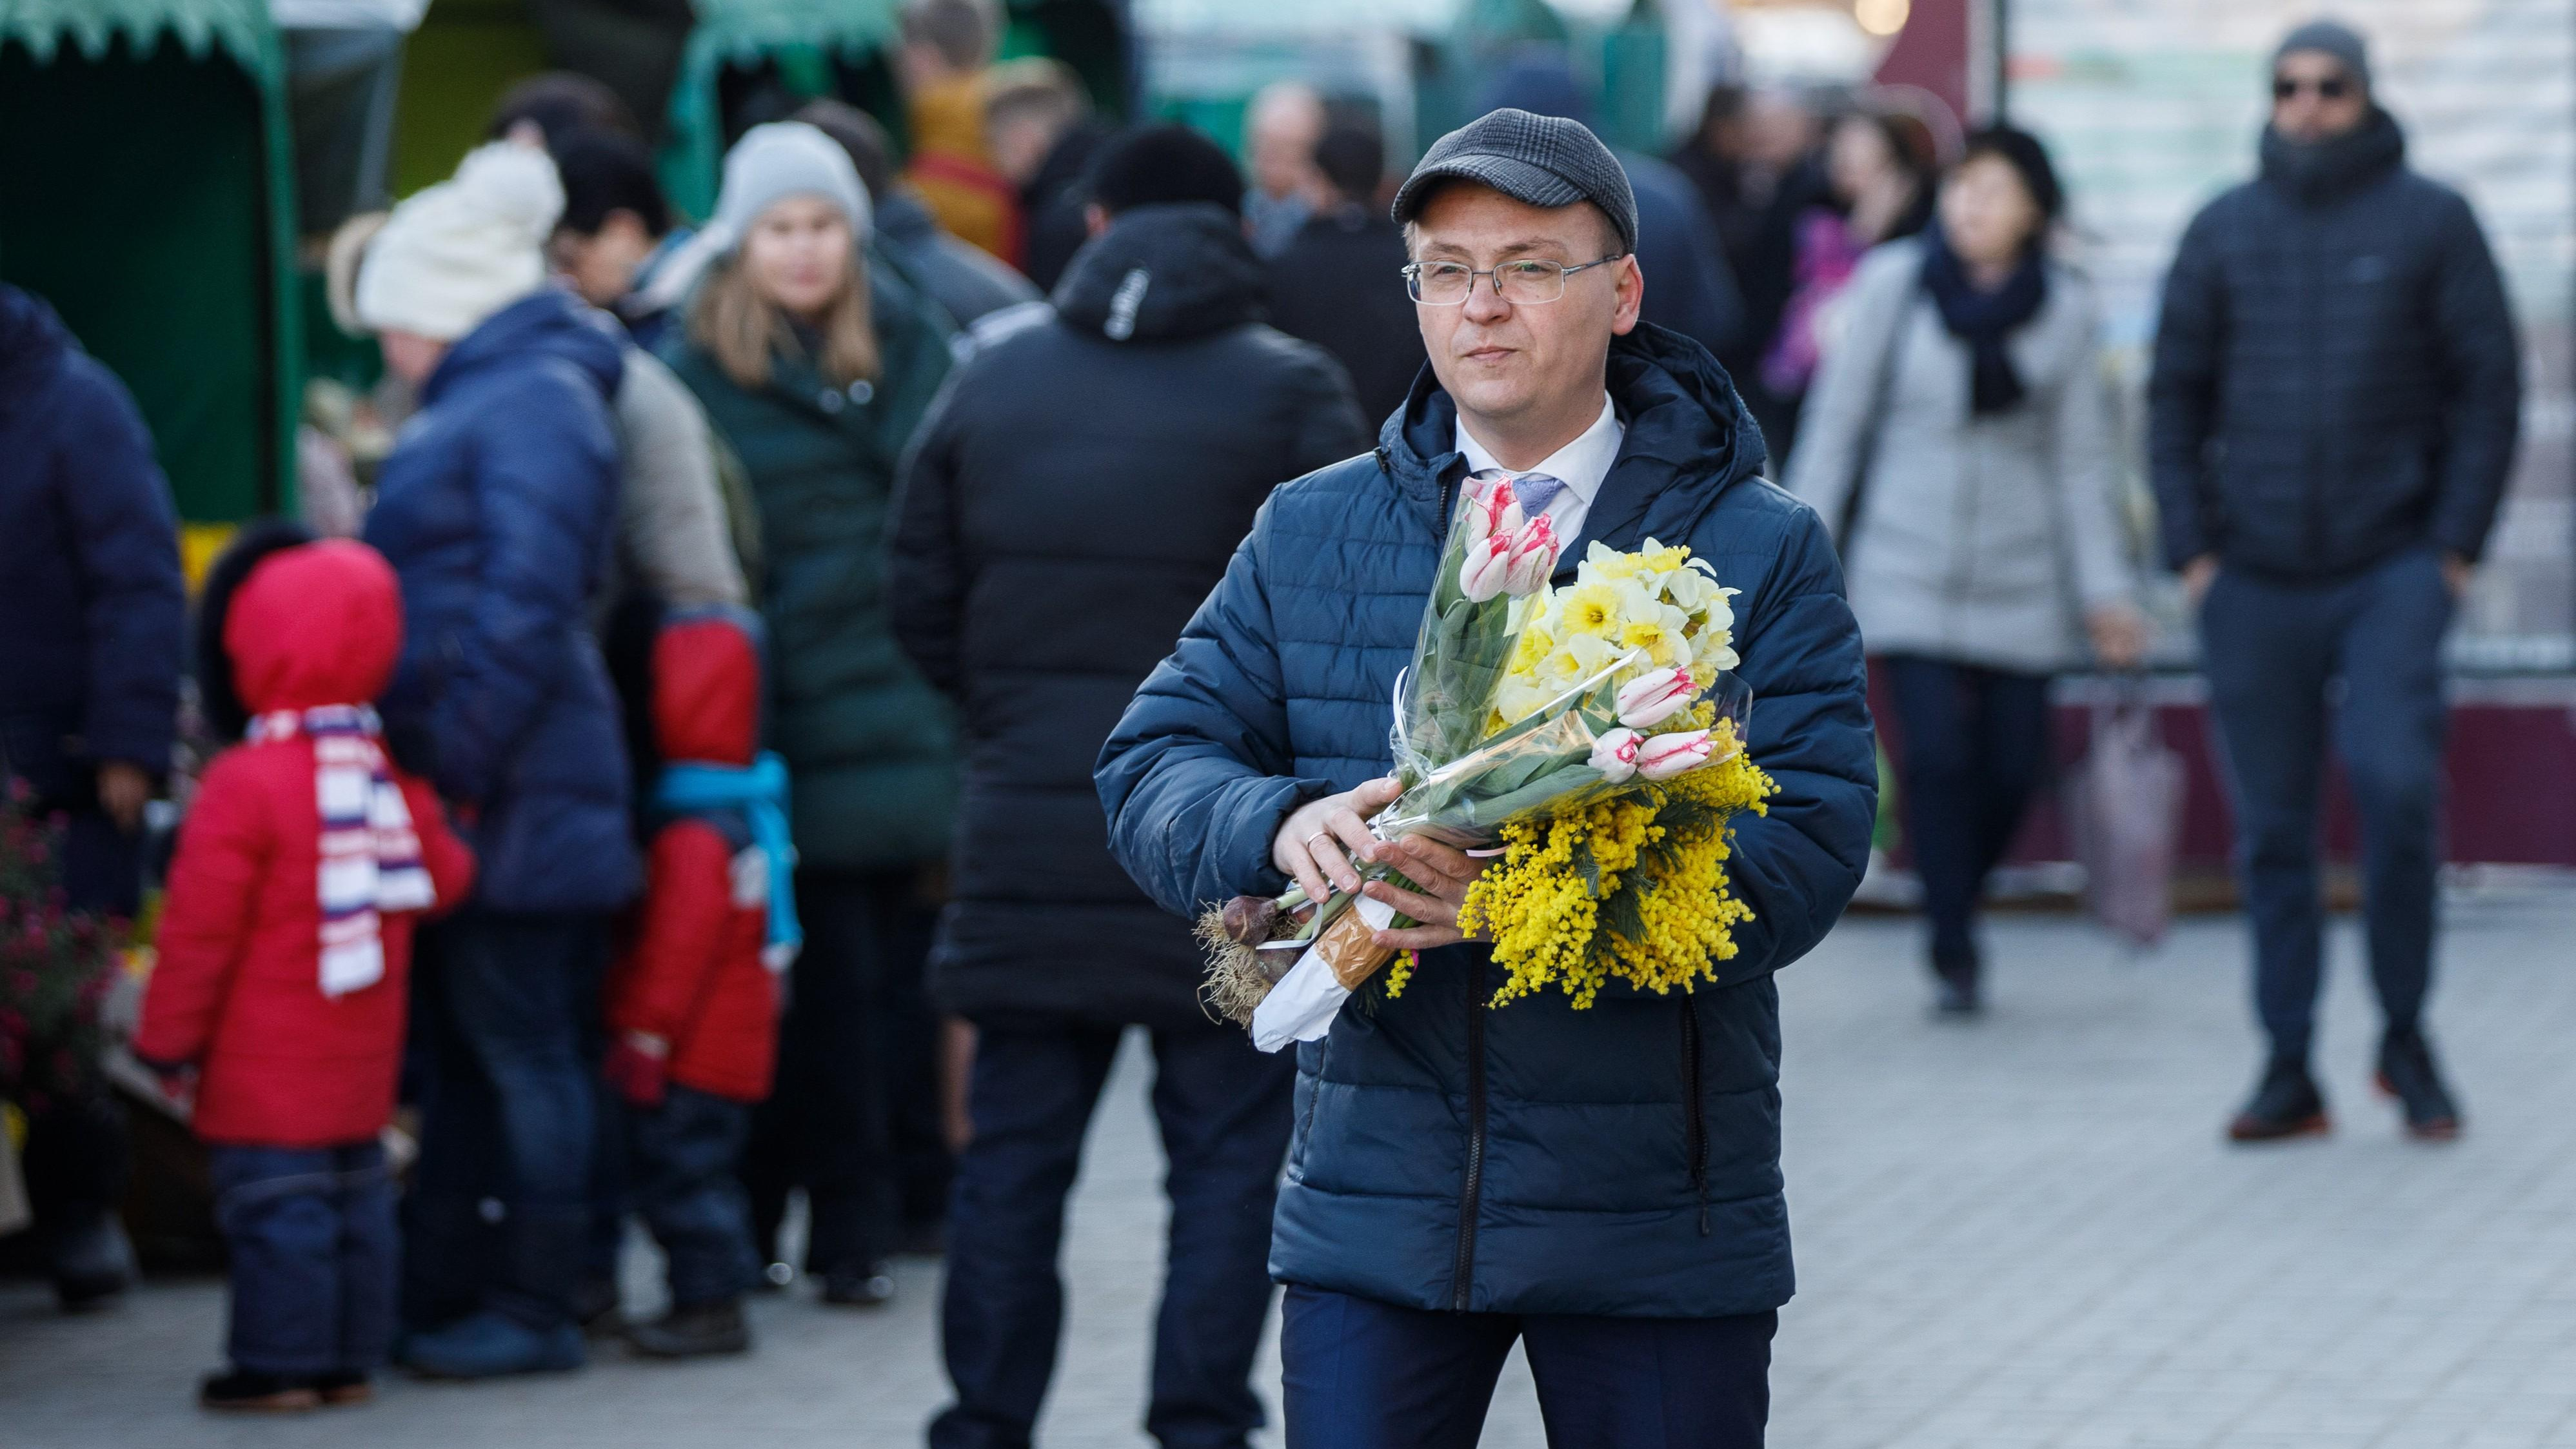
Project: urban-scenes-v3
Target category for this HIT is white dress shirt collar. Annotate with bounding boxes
[1453,391,1623,536]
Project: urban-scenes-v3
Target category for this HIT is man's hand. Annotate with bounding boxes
[96,762,151,833]
[1361,834,1493,951]
[2441,550,2475,599]
[2181,555,2220,609]
[2085,604,2152,671]
[1273,777,1405,905]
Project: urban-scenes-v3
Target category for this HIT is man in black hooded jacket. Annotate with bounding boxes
[2150,20,2520,1145]
[890,124,1369,1449]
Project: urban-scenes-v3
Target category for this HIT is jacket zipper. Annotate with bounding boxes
[1452,954,1489,1310]
[1681,1002,1711,1236]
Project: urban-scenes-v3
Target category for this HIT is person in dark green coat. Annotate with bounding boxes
[660,121,957,1303]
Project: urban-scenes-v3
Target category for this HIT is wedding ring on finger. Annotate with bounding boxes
[1305,831,1334,854]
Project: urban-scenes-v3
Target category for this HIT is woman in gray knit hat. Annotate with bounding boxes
[660,122,962,1310]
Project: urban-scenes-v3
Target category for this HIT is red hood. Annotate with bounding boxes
[653,614,760,766]
[226,541,403,714]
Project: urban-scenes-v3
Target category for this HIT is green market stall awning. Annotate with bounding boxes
[0,0,302,526]
[660,0,905,221]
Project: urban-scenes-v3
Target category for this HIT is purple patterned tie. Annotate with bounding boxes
[1471,467,1567,518]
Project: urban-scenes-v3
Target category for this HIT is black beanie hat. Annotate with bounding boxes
[196,518,319,742]
[1960,124,2065,222]
[1087,123,1244,217]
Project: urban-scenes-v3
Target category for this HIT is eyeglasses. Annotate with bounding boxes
[1402,255,1628,306]
[2272,75,2352,101]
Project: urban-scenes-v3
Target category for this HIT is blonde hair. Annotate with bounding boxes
[691,250,881,392]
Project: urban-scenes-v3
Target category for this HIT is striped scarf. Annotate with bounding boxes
[246,705,437,997]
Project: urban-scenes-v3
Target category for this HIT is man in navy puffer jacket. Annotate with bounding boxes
[353,141,639,1377]
[1097,111,1874,1447]
[2150,21,2518,1145]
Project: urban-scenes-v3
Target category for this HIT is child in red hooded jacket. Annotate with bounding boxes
[134,534,474,1412]
[598,609,791,1357]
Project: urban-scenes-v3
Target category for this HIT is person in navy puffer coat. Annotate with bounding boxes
[350,140,637,1379]
[2150,21,2517,1146]
[0,282,184,1311]
[1097,112,1874,1447]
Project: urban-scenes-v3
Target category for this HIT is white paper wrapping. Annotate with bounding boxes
[1249,895,1396,1052]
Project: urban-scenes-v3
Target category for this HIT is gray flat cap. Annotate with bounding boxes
[1391,107,1640,255]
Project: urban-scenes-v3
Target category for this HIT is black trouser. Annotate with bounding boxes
[931,1022,1294,1449]
[402,909,606,1332]
[1280,1286,1776,1449]
[19,1088,128,1254]
[741,868,946,1276]
[211,1142,397,1375]
[2199,547,2452,1062]
[624,1085,760,1308]
[8,774,137,1272]
[1883,656,2054,972]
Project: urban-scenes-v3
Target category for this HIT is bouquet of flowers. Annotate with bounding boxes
[1201,475,1778,1050]
[0,787,117,1114]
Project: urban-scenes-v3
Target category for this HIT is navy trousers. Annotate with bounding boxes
[625,1084,760,1308]
[1881,656,2054,970]
[930,1023,1294,1449]
[1280,1286,1776,1449]
[2199,546,2452,1061]
[742,869,948,1277]
[402,908,604,1331]
[211,1142,397,1376]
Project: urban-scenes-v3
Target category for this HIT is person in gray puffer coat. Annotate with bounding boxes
[1789,126,2143,1014]
[2150,20,2518,1146]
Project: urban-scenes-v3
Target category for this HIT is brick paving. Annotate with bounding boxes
[6,890,2575,1447]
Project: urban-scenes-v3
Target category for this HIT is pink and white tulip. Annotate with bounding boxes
[1500,515,1560,596]
[1460,477,1525,548]
[1614,667,1696,729]
[1589,727,1643,784]
[1635,729,1715,780]
[1458,535,1516,602]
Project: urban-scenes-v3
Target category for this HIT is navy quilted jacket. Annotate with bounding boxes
[1097,323,1877,1317]
[0,286,184,795]
[364,290,640,914]
[2148,110,2521,580]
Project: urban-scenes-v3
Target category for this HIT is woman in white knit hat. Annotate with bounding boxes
[352,140,641,1379]
[660,121,959,1310]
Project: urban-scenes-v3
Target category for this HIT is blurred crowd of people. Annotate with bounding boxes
[0,2,2521,1439]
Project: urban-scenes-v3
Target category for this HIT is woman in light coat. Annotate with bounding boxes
[1788,125,2146,1014]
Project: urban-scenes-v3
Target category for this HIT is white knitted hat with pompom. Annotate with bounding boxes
[355,141,563,342]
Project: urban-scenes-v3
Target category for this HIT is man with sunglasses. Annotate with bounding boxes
[1100,108,1875,1446]
[2152,20,2519,1145]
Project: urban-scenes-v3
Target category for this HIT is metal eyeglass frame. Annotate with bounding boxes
[1400,253,1629,305]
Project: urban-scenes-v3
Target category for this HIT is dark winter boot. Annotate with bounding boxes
[2376,1028,2462,1141]
[626,1300,753,1358]
[1930,947,1982,1017]
[199,1370,320,1412]
[819,1262,895,1307]
[48,1210,137,1310]
[312,1369,374,1406]
[571,1276,625,1337]
[2228,1056,2330,1142]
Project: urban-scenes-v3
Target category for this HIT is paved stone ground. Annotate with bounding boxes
[6,890,2576,1448]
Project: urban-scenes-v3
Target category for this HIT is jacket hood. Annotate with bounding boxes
[227,541,405,716]
[1378,321,1765,564]
[652,609,764,767]
[0,284,70,417]
[2261,107,2406,204]
[1053,204,1264,342]
[422,286,625,405]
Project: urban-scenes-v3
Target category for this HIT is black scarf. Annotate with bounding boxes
[2259,107,2406,206]
[1919,226,2048,415]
